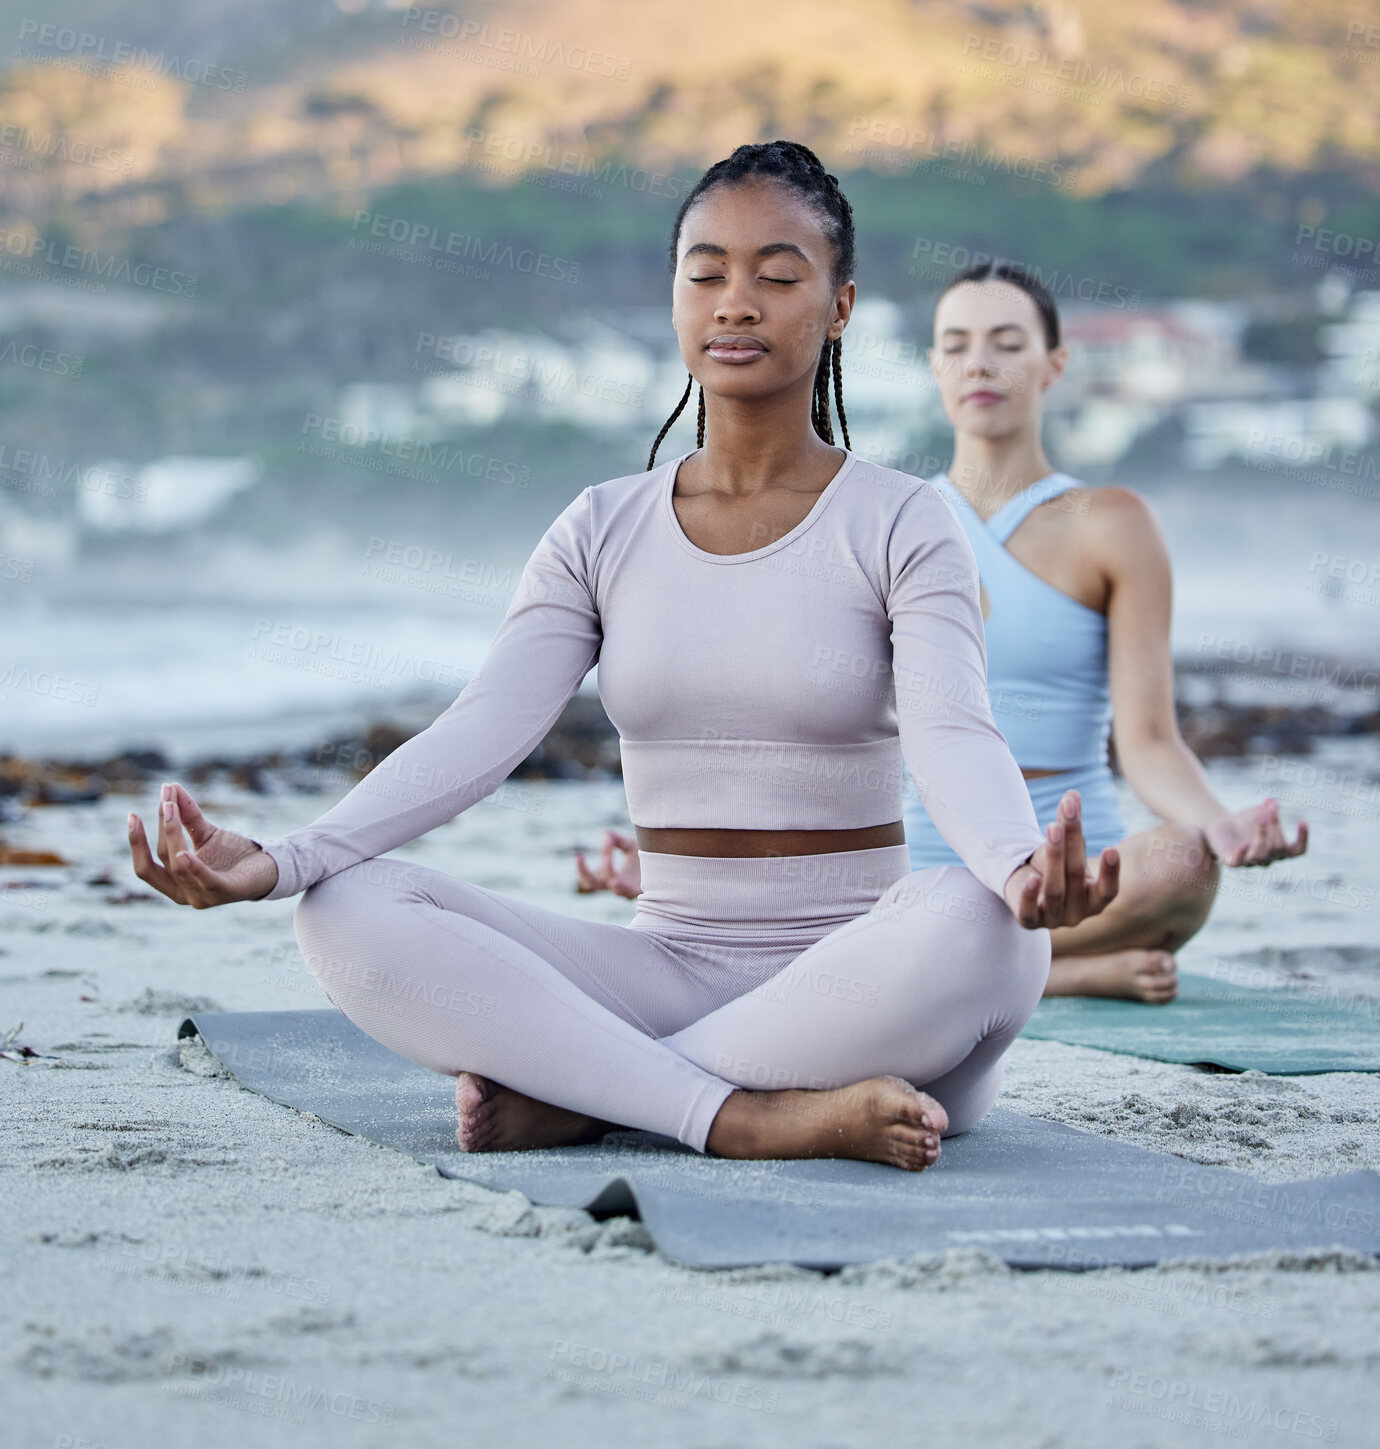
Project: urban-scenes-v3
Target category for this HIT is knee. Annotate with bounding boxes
[952,885,1051,1017]
[293,857,403,952]
[906,868,1050,1000]
[1135,825,1221,933]
[1003,911,1053,1005]
[293,861,406,1003]
[1145,823,1218,893]
[296,856,417,910]
[294,864,357,936]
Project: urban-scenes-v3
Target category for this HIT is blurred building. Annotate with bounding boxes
[314,288,1380,478]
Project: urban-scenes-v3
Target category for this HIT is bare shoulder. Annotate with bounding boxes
[1080,486,1169,569]
[1082,484,1158,529]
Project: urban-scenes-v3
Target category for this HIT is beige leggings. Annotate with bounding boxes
[291,844,1051,1153]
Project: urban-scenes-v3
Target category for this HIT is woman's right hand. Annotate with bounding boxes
[128,781,279,906]
[573,828,642,899]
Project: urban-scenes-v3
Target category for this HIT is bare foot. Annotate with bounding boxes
[454,1072,619,1152]
[1044,948,1178,1004]
[705,1074,949,1171]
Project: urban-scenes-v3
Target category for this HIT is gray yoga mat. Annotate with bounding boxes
[179,1009,1380,1271]
[1021,970,1380,1074]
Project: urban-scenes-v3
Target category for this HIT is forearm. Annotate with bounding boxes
[254,714,518,900]
[890,495,1046,901]
[1116,733,1226,833]
[908,716,1045,900]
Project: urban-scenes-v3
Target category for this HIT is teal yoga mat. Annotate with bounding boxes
[1021,970,1380,1074]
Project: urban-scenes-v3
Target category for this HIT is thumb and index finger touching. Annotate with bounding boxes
[165,781,216,846]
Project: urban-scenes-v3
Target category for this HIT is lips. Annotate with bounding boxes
[706,335,768,363]
[963,390,1005,404]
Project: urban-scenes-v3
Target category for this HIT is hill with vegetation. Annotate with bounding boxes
[0,0,1374,468]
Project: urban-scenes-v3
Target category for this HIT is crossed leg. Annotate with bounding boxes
[661,864,1050,1135]
[292,856,1049,1164]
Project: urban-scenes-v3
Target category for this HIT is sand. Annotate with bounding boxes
[4,745,1380,1448]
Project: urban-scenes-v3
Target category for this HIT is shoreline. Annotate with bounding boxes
[2,654,1376,816]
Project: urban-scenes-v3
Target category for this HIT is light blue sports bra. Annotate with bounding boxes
[927,471,1112,771]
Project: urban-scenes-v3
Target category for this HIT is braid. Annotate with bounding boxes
[696,385,705,448]
[647,372,694,470]
[647,139,856,467]
[830,338,851,450]
[811,346,833,445]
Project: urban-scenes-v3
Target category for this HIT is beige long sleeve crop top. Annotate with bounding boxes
[256,450,1046,902]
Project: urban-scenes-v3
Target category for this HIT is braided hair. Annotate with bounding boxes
[647,139,854,469]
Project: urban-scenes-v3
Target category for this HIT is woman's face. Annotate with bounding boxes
[672,177,854,405]
[929,280,1067,442]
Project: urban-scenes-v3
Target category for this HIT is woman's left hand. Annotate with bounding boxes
[1203,798,1307,867]
[1003,789,1120,930]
